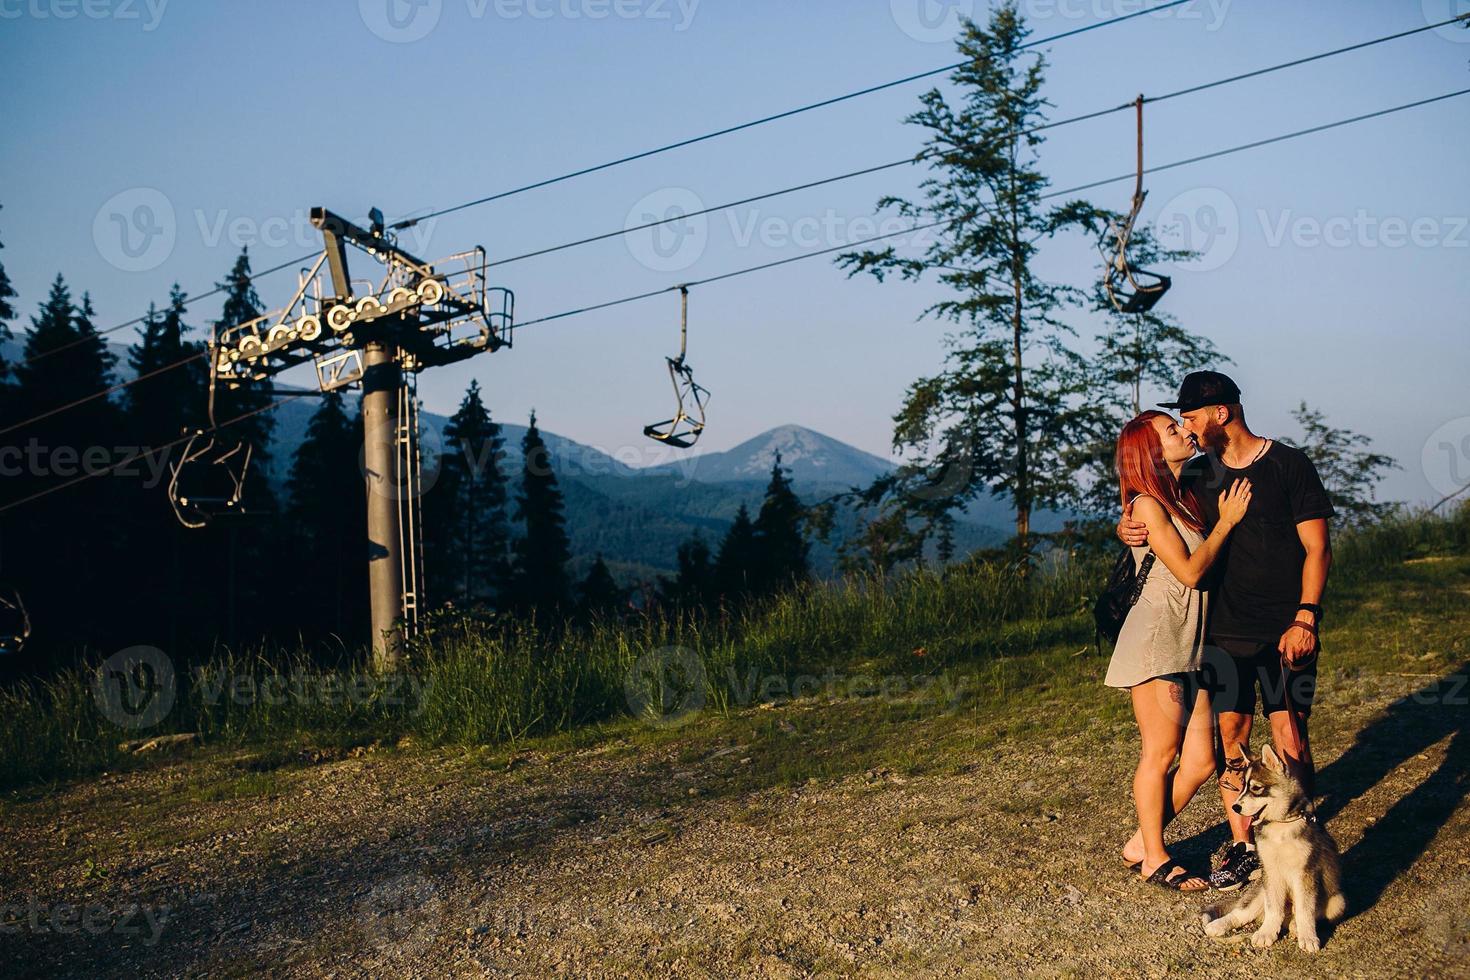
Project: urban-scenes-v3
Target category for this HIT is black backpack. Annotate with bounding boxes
[1093,549,1155,644]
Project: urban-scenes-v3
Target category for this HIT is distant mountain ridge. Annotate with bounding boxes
[3,338,1019,576]
[640,424,894,487]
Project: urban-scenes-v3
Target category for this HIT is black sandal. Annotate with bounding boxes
[1143,861,1209,892]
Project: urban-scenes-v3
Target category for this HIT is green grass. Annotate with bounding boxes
[3,504,1467,796]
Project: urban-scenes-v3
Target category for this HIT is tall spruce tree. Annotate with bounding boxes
[510,411,572,615]
[120,289,210,648]
[576,554,626,619]
[714,504,761,600]
[425,380,511,607]
[212,249,275,508]
[837,3,1112,557]
[753,452,809,594]
[0,207,15,384]
[662,533,716,610]
[1064,226,1231,517]
[286,390,368,640]
[127,285,206,445]
[1286,403,1400,529]
[10,277,126,656]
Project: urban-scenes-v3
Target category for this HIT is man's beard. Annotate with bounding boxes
[1198,420,1228,453]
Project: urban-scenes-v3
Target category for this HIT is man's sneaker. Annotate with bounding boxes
[1209,841,1261,891]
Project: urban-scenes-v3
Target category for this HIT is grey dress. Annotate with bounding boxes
[1104,498,1210,689]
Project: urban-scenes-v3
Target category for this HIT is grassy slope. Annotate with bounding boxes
[2,514,1467,977]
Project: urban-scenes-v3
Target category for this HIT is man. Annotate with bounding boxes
[1118,371,1334,891]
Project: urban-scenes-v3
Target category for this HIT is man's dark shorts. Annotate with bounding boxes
[1200,642,1317,717]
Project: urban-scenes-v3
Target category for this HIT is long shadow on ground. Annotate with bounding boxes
[1314,660,1470,919]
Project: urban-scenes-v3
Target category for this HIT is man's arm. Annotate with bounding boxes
[1279,517,1331,665]
[1116,499,1150,548]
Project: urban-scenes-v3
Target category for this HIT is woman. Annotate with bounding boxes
[1108,411,1251,891]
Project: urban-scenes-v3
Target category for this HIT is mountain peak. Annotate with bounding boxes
[643,424,894,487]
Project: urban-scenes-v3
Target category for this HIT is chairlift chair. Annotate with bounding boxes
[643,286,711,449]
[167,430,253,529]
[1100,95,1171,315]
[0,589,30,655]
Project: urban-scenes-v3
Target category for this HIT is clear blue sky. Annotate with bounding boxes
[2,0,1467,505]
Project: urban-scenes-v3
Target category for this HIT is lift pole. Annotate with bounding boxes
[361,337,404,669]
[197,204,514,670]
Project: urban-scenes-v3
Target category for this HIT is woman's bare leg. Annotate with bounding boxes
[1128,676,1207,890]
[1123,683,1215,863]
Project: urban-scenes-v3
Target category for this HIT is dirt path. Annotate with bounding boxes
[3,645,1467,978]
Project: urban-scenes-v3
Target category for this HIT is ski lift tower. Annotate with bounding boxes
[206,206,513,669]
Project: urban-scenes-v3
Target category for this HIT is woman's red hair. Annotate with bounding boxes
[1116,411,1205,534]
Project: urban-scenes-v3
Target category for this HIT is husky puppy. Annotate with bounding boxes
[1200,744,1347,953]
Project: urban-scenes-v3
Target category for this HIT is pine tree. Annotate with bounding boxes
[662,533,716,609]
[576,554,626,619]
[425,380,511,606]
[0,207,16,384]
[8,277,127,655]
[127,285,206,446]
[752,452,808,594]
[212,249,275,508]
[510,411,572,615]
[1286,403,1400,529]
[837,3,1113,557]
[714,504,761,600]
[286,390,368,639]
[118,288,210,649]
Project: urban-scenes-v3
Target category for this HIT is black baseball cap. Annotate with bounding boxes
[1158,371,1242,413]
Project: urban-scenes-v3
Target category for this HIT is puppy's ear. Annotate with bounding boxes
[1261,744,1284,773]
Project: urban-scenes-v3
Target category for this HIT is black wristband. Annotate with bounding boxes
[1297,603,1323,619]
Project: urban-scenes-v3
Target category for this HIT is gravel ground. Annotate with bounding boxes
[2,651,1467,979]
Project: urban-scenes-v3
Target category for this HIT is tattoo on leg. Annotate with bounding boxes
[1168,681,1185,706]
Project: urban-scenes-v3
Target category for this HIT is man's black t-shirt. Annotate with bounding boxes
[1180,442,1335,650]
